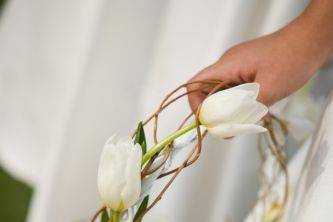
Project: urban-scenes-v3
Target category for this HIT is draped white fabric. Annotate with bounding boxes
[0,0,320,222]
[288,92,333,222]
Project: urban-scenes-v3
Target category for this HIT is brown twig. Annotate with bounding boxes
[157,130,208,178]
[134,136,202,222]
[140,81,227,177]
[133,81,228,221]
[92,80,228,221]
[95,80,285,222]
[91,206,106,222]
[263,118,289,212]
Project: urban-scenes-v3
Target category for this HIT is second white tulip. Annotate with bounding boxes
[97,135,142,212]
[199,83,268,138]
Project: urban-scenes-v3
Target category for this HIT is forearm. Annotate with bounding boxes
[273,0,333,77]
[292,0,333,55]
[301,0,333,55]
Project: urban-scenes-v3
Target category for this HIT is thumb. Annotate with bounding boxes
[255,77,277,106]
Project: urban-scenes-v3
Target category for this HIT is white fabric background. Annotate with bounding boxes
[0,0,316,221]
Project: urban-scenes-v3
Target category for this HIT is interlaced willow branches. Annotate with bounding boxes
[254,115,289,220]
[91,80,228,222]
[133,80,229,221]
[91,80,290,222]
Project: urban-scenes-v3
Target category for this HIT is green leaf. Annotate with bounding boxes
[134,122,147,154]
[133,196,149,222]
[101,208,109,222]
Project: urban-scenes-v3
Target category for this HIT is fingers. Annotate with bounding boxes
[186,64,221,112]
[254,76,278,106]
[186,84,207,112]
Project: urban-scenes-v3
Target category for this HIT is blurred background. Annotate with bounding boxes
[0,2,33,222]
[0,0,332,222]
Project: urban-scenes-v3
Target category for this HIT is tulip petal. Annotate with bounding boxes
[207,123,267,138]
[224,82,260,99]
[232,100,268,124]
[98,136,142,212]
[199,89,255,126]
[121,144,142,209]
[98,144,123,210]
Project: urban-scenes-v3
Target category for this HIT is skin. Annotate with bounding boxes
[187,0,333,111]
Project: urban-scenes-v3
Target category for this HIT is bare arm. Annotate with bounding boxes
[187,0,333,111]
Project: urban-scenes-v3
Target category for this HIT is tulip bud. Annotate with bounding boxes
[199,83,268,138]
[97,135,142,212]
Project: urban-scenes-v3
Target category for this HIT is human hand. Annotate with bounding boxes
[187,0,333,111]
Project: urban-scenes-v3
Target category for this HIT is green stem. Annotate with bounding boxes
[112,211,120,222]
[142,121,198,165]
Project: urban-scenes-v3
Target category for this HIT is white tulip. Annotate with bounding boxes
[97,135,142,212]
[199,83,268,138]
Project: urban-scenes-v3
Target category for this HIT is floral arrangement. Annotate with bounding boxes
[91,81,289,222]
